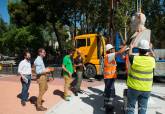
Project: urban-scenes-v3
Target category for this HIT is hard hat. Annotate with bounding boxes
[138,40,150,50]
[106,44,114,51]
[125,47,130,51]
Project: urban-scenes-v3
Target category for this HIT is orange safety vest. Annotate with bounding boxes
[104,54,117,79]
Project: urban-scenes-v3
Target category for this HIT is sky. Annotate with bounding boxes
[0,0,10,23]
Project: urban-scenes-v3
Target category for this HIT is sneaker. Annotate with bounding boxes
[21,101,26,106]
[78,90,83,94]
[36,106,47,111]
[67,95,71,97]
[64,97,70,101]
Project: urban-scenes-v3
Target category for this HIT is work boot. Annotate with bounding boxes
[74,92,78,96]
[105,106,115,114]
[36,106,47,111]
[21,101,26,106]
[100,106,106,111]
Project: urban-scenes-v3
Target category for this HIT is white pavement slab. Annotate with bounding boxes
[46,81,165,114]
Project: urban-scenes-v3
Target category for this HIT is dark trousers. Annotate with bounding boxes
[21,75,31,102]
[75,71,83,92]
[127,88,151,114]
[104,78,115,97]
[104,78,116,107]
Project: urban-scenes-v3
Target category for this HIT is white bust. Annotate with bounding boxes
[130,12,151,47]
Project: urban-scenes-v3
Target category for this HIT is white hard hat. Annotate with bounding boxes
[138,40,150,50]
[125,47,130,51]
[106,44,114,51]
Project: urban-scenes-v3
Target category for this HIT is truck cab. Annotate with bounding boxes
[153,49,165,82]
[74,34,106,78]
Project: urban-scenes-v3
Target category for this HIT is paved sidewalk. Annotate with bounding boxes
[0,75,103,114]
[0,75,165,114]
[46,82,165,114]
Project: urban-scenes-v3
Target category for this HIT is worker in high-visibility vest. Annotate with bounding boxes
[127,40,155,114]
[103,44,126,112]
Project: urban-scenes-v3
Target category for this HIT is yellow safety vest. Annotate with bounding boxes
[127,56,155,91]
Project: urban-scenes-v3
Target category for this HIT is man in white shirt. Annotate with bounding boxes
[34,48,51,111]
[18,51,32,106]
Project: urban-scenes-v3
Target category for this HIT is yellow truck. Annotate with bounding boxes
[74,34,106,78]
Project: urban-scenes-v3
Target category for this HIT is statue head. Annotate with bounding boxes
[131,12,146,32]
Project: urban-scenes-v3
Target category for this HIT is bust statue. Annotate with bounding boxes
[130,12,151,47]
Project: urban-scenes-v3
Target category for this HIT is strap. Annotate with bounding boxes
[131,67,153,74]
[104,64,117,67]
[104,70,116,75]
[129,73,153,81]
[104,56,117,67]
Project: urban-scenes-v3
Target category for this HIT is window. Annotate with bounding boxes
[87,38,90,46]
[76,39,86,48]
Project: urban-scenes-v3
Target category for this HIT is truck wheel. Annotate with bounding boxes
[84,64,96,78]
[155,77,165,83]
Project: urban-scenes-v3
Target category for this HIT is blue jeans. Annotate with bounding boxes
[127,88,151,114]
[21,75,31,102]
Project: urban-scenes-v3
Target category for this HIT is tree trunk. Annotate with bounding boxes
[86,12,89,33]
[83,13,86,34]
[52,22,62,52]
[92,13,95,33]
[74,11,77,36]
